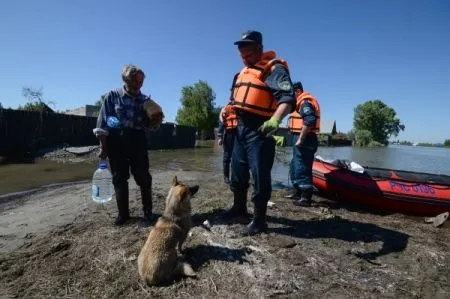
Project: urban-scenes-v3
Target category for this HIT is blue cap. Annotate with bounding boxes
[234,30,263,46]
[99,162,107,169]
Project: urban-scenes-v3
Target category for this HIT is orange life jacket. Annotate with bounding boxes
[223,105,237,129]
[287,91,320,133]
[231,51,289,117]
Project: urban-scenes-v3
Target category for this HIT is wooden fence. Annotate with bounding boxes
[0,109,197,157]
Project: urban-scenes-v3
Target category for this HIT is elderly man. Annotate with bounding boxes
[93,64,160,226]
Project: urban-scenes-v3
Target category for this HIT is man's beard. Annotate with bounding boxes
[124,84,139,97]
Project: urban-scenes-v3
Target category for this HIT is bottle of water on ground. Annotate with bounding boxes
[92,161,113,203]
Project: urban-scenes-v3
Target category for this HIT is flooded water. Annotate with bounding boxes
[1,143,449,196]
[315,144,450,175]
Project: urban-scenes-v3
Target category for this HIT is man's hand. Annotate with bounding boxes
[98,136,108,159]
[98,146,107,160]
[295,135,304,147]
[149,111,164,121]
[258,117,281,136]
[296,125,311,147]
[218,138,223,146]
[273,135,284,146]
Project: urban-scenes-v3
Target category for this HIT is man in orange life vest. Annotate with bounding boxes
[224,30,295,235]
[285,81,320,206]
[217,104,237,185]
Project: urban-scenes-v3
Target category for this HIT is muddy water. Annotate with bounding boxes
[0,142,292,196]
[1,142,449,197]
[0,145,213,196]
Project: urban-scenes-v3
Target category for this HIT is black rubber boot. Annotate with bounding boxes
[294,188,313,207]
[141,187,155,226]
[245,202,268,236]
[223,164,231,185]
[222,191,250,219]
[114,183,130,225]
[284,187,302,200]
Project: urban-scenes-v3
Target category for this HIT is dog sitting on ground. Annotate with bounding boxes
[138,176,199,286]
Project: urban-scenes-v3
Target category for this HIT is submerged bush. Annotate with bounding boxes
[354,129,373,147]
[368,140,385,147]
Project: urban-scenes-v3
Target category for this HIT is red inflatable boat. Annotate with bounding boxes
[312,158,450,216]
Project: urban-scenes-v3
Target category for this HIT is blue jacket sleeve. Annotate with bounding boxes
[93,91,115,137]
[299,100,317,127]
[264,64,296,112]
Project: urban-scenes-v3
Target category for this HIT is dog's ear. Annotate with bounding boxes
[172,176,178,186]
[179,188,189,201]
[189,185,199,197]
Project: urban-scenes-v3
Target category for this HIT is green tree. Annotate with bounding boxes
[0,102,3,109]
[353,100,404,145]
[354,129,372,147]
[91,99,103,117]
[400,140,413,146]
[19,86,55,112]
[346,129,355,141]
[19,101,50,112]
[94,99,102,107]
[175,80,221,139]
[444,139,450,147]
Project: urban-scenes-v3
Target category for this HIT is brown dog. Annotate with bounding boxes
[138,176,199,286]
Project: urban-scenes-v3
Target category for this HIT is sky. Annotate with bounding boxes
[0,0,449,143]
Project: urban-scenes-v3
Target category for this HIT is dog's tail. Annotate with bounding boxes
[175,261,196,277]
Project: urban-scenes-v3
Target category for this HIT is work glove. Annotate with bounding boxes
[258,117,281,136]
[273,135,284,146]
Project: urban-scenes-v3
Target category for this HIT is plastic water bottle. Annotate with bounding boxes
[91,161,113,203]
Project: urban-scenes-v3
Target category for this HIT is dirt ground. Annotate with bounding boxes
[1,168,449,299]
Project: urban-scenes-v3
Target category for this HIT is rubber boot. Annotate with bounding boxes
[222,191,250,219]
[245,202,268,236]
[140,187,155,226]
[114,183,130,225]
[284,187,302,200]
[294,188,313,207]
[223,163,231,185]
